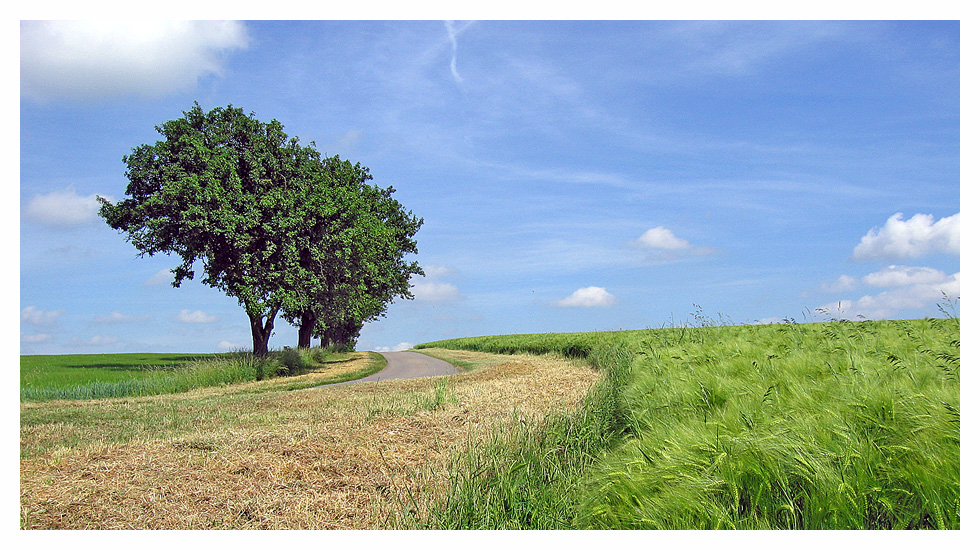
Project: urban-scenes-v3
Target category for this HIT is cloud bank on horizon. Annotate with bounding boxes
[19,20,960,354]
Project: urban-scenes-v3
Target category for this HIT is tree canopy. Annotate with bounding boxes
[99,103,422,356]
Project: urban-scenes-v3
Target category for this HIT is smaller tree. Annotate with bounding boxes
[280,155,423,351]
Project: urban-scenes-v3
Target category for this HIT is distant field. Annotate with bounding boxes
[21,353,218,389]
[20,348,380,402]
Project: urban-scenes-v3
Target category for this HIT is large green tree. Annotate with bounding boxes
[99,103,421,356]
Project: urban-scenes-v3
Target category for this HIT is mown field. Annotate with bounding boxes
[20,317,959,530]
[20,349,598,528]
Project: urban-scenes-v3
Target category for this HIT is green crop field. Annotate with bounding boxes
[19,348,378,402]
[21,353,218,388]
[414,317,960,529]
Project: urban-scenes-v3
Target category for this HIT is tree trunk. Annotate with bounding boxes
[248,306,280,357]
[297,311,315,349]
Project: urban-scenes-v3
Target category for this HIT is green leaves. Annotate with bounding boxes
[101,102,423,355]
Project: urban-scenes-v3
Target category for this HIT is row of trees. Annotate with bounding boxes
[99,103,423,355]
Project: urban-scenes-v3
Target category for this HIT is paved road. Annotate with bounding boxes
[321,351,458,387]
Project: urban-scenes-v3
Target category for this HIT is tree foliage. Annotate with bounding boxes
[282,155,423,351]
[99,103,422,356]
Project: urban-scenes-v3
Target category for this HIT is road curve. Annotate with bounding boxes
[326,351,458,386]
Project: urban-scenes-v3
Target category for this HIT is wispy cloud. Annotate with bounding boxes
[85,335,119,346]
[94,311,150,323]
[653,21,849,80]
[443,20,465,83]
[21,305,63,326]
[21,332,52,343]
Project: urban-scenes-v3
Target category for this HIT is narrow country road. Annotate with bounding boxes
[322,351,458,387]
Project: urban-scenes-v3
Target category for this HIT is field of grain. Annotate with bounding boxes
[418,318,960,529]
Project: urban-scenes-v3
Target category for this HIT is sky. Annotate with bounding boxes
[17,17,962,355]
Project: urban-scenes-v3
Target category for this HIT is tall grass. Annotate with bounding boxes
[577,319,959,529]
[413,316,959,530]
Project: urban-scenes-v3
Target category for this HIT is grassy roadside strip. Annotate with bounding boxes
[402,339,632,529]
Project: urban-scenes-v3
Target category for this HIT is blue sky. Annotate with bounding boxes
[18,19,961,355]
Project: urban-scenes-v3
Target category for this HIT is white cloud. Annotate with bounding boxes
[21,20,248,102]
[556,286,617,308]
[862,265,948,288]
[852,212,959,261]
[24,189,106,229]
[175,309,218,323]
[819,274,858,293]
[817,271,959,320]
[21,306,63,325]
[634,226,691,250]
[21,333,52,343]
[630,227,713,262]
[374,342,414,352]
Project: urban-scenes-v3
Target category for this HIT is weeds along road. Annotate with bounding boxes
[319,351,459,387]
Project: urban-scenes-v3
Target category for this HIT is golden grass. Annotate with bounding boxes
[20,350,599,529]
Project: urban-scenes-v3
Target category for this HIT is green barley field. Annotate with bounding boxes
[413,316,959,529]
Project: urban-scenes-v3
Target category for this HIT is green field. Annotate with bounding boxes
[21,353,218,388]
[414,317,960,529]
[20,348,378,402]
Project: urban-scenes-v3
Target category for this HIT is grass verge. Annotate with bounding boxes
[397,344,631,529]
